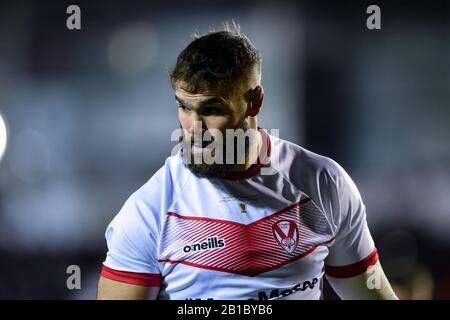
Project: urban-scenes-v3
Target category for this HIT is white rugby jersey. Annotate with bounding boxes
[101,128,379,300]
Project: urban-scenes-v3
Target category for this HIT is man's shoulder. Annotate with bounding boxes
[269,135,360,224]
[269,134,345,181]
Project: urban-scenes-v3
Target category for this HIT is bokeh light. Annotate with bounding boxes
[0,112,7,162]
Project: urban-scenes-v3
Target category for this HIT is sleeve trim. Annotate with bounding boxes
[325,248,379,278]
[101,265,161,287]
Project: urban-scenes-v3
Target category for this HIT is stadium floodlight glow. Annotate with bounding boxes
[0,112,7,162]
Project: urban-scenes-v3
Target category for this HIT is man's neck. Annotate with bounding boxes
[228,127,262,173]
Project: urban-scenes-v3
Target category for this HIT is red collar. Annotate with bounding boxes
[220,127,271,180]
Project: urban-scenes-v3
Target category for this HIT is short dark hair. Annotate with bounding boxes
[170,23,261,94]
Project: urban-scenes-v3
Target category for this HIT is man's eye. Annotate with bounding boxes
[203,107,222,115]
[178,105,190,111]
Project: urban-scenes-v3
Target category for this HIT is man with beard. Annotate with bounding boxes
[97,23,397,300]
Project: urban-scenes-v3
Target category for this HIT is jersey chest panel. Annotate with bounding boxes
[156,174,334,299]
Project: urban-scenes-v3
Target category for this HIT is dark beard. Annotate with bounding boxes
[180,120,250,178]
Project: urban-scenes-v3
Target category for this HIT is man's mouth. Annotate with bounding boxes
[192,140,212,149]
[191,135,216,149]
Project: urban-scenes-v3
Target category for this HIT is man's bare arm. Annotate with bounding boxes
[97,276,160,300]
[326,261,398,300]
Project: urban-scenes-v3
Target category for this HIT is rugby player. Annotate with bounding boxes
[97,24,398,300]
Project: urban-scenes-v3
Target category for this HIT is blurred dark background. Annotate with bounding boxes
[0,0,448,299]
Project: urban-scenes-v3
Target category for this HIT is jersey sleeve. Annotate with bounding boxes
[324,162,378,278]
[101,168,169,287]
[101,195,161,286]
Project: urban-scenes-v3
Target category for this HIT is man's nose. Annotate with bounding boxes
[187,114,206,135]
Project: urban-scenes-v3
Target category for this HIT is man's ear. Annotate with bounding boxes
[247,86,264,117]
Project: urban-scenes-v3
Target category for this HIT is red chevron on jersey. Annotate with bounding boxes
[158,198,335,277]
